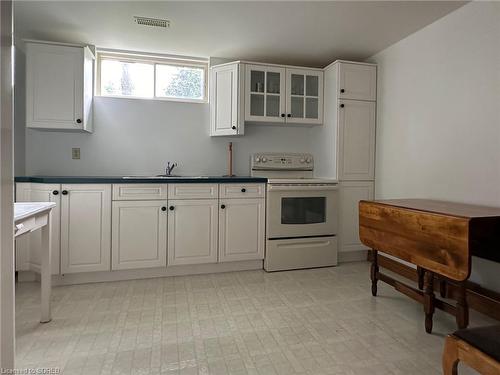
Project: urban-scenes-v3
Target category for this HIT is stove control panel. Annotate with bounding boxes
[251,153,314,170]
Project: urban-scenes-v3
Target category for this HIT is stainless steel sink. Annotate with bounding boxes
[122,175,210,179]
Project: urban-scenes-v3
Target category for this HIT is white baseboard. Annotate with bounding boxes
[42,260,263,286]
[338,249,368,263]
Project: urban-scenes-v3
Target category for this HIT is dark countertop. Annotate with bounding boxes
[15,176,267,184]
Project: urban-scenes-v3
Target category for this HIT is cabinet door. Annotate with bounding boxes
[210,63,243,136]
[60,184,111,273]
[112,201,167,270]
[338,181,374,253]
[26,43,85,130]
[245,64,286,123]
[285,69,323,124]
[338,100,376,180]
[15,183,61,275]
[219,199,265,262]
[168,199,218,265]
[338,63,376,101]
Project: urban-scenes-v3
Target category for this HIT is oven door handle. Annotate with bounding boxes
[268,185,338,191]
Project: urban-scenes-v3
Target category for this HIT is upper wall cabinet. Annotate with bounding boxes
[210,61,324,136]
[26,41,94,132]
[245,64,286,124]
[244,64,323,125]
[285,68,323,125]
[210,62,245,136]
[338,62,377,101]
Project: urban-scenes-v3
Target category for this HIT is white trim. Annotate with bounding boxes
[95,49,208,103]
[19,260,263,286]
[212,60,324,72]
[323,59,377,70]
[0,0,14,369]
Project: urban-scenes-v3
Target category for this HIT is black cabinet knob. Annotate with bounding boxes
[241,188,246,193]
[161,206,167,211]
[221,204,226,209]
[340,89,345,93]
[52,190,59,195]
[287,114,292,118]
[169,206,174,211]
[231,126,236,130]
[76,119,82,124]
[281,113,285,117]
[340,104,345,108]
[61,190,68,195]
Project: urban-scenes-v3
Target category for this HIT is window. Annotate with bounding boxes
[96,50,208,102]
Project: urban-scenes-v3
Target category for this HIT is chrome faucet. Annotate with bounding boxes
[165,161,177,176]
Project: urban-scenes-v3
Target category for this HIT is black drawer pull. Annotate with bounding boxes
[221,204,226,209]
[161,206,167,211]
[241,188,246,193]
[169,206,174,211]
[52,190,59,195]
[61,190,68,195]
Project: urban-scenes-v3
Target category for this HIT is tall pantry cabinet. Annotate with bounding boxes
[324,61,377,260]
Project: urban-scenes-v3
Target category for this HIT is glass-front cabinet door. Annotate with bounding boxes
[285,69,323,124]
[245,64,286,123]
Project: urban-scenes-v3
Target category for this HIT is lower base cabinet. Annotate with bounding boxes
[167,199,219,265]
[15,182,266,277]
[338,181,374,253]
[112,200,168,270]
[219,198,265,262]
[60,184,111,274]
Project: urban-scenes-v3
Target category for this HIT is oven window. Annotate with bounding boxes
[281,197,326,224]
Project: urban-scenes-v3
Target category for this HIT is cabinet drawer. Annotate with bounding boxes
[168,184,218,200]
[219,183,266,199]
[113,184,168,201]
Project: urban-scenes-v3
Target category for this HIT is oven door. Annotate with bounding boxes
[267,184,338,239]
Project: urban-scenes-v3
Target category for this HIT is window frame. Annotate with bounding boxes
[95,50,208,103]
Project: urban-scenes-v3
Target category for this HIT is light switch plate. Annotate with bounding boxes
[72,148,80,160]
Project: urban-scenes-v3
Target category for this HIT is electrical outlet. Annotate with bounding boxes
[72,148,80,160]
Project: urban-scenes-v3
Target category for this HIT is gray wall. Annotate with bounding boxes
[369,1,500,291]
[15,52,333,178]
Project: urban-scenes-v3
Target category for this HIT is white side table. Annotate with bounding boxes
[14,202,56,323]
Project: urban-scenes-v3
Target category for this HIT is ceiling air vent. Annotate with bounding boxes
[134,16,170,29]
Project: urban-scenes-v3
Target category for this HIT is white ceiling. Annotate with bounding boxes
[14,1,466,67]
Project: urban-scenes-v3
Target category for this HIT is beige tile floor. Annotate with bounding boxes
[14,262,494,375]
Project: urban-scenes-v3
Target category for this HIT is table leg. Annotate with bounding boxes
[417,266,424,290]
[370,249,379,296]
[40,212,52,323]
[456,283,469,329]
[439,279,447,298]
[424,270,435,333]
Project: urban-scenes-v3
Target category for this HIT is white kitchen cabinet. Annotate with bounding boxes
[112,201,167,270]
[219,183,265,199]
[210,61,324,133]
[168,199,218,265]
[338,62,377,101]
[26,41,94,132]
[219,198,265,262]
[210,62,245,136]
[15,183,61,275]
[245,64,286,124]
[112,184,168,201]
[285,68,323,125]
[168,183,218,200]
[60,184,111,273]
[338,181,374,253]
[337,100,376,180]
